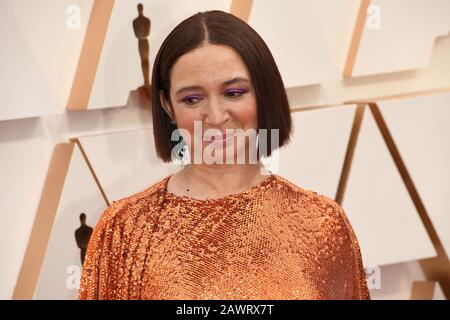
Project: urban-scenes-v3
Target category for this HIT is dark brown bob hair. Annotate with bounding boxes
[151,10,292,162]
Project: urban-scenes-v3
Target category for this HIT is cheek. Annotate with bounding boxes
[173,109,199,144]
[233,98,258,129]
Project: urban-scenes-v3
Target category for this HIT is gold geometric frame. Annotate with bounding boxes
[324,102,450,299]
[12,141,110,299]
[410,281,436,300]
[66,0,115,110]
[13,143,75,299]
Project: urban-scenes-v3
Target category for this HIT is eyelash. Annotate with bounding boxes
[181,89,248,105]
[181,95,202,105]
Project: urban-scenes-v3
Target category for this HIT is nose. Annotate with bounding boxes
[204,96,230,126]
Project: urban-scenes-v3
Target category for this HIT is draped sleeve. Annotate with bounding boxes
[78,201,120,300]
[331,202,371,300]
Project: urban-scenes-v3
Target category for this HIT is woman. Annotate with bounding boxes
[78,10,370,300]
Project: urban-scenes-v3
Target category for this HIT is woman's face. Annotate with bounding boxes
[162,43,258,164]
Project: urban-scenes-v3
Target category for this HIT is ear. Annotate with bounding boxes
[159,90,174,120]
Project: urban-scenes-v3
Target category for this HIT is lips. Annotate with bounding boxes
[203,131,234,142]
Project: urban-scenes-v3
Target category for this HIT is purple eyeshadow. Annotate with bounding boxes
[225,88,247,94]
[182,94,202,103]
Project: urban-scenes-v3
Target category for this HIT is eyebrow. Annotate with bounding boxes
[174,77,250,96]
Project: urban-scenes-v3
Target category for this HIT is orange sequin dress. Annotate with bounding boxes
[78,174,370,300]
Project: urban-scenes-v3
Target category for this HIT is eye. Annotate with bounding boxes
[181,94,202,105]
[224,89,247,99]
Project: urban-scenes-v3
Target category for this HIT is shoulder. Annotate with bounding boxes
[94,175,170,232]
[274,175,369,298]
[273,174,342,212]
[273,174,356,240]
[79,175,172,299]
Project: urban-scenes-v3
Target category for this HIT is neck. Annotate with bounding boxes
[181,162,268,197]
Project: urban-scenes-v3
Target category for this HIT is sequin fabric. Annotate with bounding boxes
[78,174,370,300]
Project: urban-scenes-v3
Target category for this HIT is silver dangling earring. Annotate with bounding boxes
[170,118,190,167]
[175,136,190,167]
